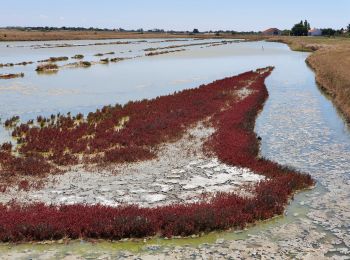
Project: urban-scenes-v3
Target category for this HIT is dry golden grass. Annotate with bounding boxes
[268,36,350,51]
[307,46,350,121]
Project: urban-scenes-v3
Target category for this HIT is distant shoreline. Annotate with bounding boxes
[0,29,262,42]
[1,29,349,123]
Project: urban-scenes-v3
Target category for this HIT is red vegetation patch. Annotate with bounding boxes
[5,67,276,175]
[0,67,314,242]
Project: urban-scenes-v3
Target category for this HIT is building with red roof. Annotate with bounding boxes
[262,28,281,36]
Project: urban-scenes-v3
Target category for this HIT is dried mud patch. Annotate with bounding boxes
[0,120,263,208]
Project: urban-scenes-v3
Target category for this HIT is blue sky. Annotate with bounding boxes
[1,0,349,31]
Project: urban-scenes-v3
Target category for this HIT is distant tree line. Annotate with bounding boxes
[0,26,264,35]
[3,26,114,32]
[290,20,350,37]
[2,24,349,37]
[320,26,349,37]
[1,26,168,33]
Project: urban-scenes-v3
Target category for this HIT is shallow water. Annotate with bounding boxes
[0,39,349,258]
[0,38,236,142]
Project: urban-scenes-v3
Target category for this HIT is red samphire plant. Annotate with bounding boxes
[0,67,314,242]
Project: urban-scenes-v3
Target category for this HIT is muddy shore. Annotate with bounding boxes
[0,122,262,207]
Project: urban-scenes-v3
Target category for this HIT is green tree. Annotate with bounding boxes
[322,28,336,37]
[347,24,350,32]
[291,21,308,36]
[281,29,291,36]
[193,28,199,34]
[303,20,311,31]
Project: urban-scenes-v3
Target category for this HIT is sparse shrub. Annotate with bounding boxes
[4,116,20,128]
[80,61,91,67]
[146,49,185,56]
[39,56,68,63]
[35,63,59,72]
[110,58,124,63]
[0,142,12,152]
[100,58,109,64]
[0,73,24,79]
[72,54,84,59]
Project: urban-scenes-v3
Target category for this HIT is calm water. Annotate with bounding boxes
[0,39,293,142]
[0,39,349,258]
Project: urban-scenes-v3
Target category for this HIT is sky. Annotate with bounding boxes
[1,0,349,31]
